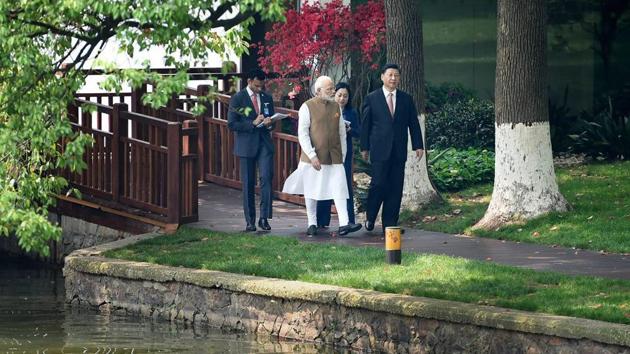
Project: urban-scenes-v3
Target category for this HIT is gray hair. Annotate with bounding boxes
[313,76,333,94]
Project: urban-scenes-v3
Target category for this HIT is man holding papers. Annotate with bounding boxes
[227,69,275,232]
[256,112,288,128]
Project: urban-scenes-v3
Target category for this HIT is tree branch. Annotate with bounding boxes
[208,2,236,23]
[20,19,92,42]
[214,11,254,30]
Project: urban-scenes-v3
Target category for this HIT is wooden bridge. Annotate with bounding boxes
[57,69,304,231]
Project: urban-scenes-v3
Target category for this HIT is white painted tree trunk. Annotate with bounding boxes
[474,122,569,229]
[401,114,441,210]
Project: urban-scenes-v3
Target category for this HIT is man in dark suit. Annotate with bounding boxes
[227,69,275,232]
[360,63,424,233]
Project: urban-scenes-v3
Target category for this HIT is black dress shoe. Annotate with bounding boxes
[258,218,271,231]
[307,225,318,236]
[339,223,362,236]
[364,220,374,231]
[245,223,256,232]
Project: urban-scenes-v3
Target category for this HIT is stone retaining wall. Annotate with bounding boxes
[64,234,630,353]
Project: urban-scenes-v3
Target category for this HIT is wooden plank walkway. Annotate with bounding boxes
[189,183,630,280]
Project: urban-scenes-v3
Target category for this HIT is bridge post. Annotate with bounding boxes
[166,123,182,224]
[197,84,212,181]
[182,120,199,222]
[111,103,128,202]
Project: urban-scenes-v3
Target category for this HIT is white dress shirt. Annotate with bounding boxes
[382,87,397,113]
[245,86,261,113]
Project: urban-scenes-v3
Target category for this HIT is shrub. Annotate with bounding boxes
[549,87,579,153]
[569,98,630,160]
[428,148,495,192]
[426,98,495,150]
[425,82,474,114]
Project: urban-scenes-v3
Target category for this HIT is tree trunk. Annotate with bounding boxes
[385,0,441,210]
[474,0,569,230]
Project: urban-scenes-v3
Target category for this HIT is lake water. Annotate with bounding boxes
[0,254,337,353]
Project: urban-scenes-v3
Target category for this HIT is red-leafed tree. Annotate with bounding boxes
[257,0,385,104]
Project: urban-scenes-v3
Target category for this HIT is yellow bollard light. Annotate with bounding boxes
[385,226,402,264]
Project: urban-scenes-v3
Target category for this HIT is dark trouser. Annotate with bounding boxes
[366,156,405,230]
[239,146,273,224]
[316,153,355,226]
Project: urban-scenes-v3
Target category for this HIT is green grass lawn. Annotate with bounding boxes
[401,161,630,254]
[105,227,630,325]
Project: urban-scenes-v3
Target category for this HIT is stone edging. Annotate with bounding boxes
[65,232,630,349]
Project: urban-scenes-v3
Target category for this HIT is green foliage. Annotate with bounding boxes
[424,81,474,114]
[428,148,494,192]
[0,0,285,255]
[426,98,495,150]
[106,227,630,325]
[569,98,630,160]
[548,87,580,152]
[551,86,630,157]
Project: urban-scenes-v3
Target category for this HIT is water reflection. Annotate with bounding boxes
[0,253,342,353]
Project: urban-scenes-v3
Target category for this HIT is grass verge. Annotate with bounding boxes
[401,161,630,254]
[105,227,630,325]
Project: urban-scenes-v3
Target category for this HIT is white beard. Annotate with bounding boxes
[319,95,335,102]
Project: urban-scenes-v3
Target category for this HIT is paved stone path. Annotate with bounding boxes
[190,183,630,280]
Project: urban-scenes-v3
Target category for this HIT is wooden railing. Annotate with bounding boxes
[62,68,305,229]
[175,86,305,205]
[63,97,198,224]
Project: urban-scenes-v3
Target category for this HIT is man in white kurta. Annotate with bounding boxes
[282,76,362,236]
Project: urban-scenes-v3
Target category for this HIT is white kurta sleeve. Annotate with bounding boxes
[298,104,317,160]
[339,106,347,161]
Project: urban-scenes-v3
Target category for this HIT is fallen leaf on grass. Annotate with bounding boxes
[422,215,438,223]
[532,231,541,238]
[550,226,559,231]
[453,209,462,215]
[587,215,594,220]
